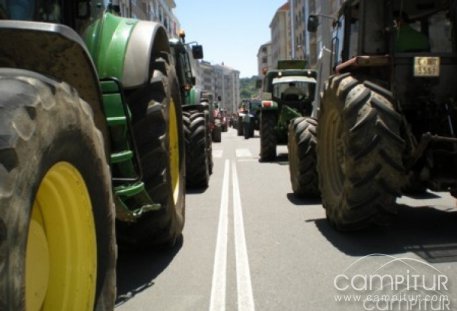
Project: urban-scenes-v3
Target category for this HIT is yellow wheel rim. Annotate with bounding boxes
[168,99,181,204]
[26,162,97,311]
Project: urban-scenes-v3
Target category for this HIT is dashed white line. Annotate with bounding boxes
[236,148,253,158]
[209,160,230,311]
[232,161,256,311]
[213,149,224,158]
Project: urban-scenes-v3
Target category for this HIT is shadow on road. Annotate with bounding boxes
[276,153,289,165]
[186,187,208,195]
[311,203,457,264]
[287,192,321,205]
[115,237,183,306]
[257,153,289,165]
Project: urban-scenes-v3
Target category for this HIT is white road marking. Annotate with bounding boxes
[209,160,230,311]
[232,161,256,311]
[236,148,253,158]
[213,149,223,158]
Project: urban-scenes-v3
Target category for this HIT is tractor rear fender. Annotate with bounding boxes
[183,87,201,109]
[278,105,302,128]
[261,99,279,110]
[84,12,170,89]
[0,20,109,151]
[124,20,170,88]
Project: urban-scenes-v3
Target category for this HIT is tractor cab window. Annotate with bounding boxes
[2,0,35,20]
[393,1,454,54]
[348,4,360,59]
[363,0,386,54]
[37,0,61,22]
[0,1,7,18]
[271,79,314,102]
[331,15,345,69]
[1,0,61,22]
[428,11,453,53]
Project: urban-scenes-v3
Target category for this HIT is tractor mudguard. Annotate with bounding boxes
[279,104,302,124]
[84,12,170,89]
[183,87,206,111]
[0,20,109,153]
[261,99,279,110]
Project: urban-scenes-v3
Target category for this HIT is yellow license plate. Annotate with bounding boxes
[414,57,440,77]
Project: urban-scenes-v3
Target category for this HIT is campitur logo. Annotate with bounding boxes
[333,254,452,310]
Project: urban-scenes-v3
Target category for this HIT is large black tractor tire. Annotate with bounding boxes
[118,55,185,248]
[244,122,252,139]
[288,117,320,198]
[204,110,214,175]
[259,111,277,161]
[237,116,244,136]
[317,74,405,230]
[250,124,255,137]
[212,125,222,143]
[183,110,210,189]
[402,172,427,195]
[0,69,116,310]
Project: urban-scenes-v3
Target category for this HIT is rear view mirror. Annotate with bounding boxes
[192,45,204,60]
[307,15,319,32]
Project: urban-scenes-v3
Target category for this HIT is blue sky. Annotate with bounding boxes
[175,1,287,78]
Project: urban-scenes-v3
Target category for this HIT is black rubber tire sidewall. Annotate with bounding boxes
[212,126,222,143]
[317,75,405,230]
[118,56,185,248]
[259,111,277,161]
[288,117,320,198]
[0,70,116,310]
[183,110,210,188]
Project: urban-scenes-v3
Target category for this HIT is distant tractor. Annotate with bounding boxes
[0,1,187,309]
[259,60,317,161]
[211,98,224,142]
[307,0,457,230]
[169,33,212,189]
[238,99,261,138]
[201,91,222,144]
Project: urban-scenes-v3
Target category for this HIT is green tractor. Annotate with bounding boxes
[259,60,317,161]
[237,99,261,139]
[169,33,212,188]
[202,91,223,143]
[0,1,186,309]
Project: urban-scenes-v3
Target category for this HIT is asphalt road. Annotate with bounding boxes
[115,128,457,311]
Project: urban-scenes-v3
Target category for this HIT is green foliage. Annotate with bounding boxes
[240,76,260,100]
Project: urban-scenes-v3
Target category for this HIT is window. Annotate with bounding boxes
[428,11,453,53]
[332,15,345,69]
[2,0,61,22]
[348,5,360,59]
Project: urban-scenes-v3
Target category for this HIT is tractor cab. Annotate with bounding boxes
[0,0,103,33]
[270,75,316,116]
[170,30,204,99]
[318,0,456,107]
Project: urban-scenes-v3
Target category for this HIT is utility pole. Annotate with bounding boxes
[290,0,296,59]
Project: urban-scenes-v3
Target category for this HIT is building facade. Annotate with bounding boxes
[116,1,241,113]
[118,0,180,38]
[270,2,291,67]
[212,64,240,114]
[199,61,215,96]
[290,0,306,60]
[256,42,272,78]
[268,0,344,68]
[301,0,344,67]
